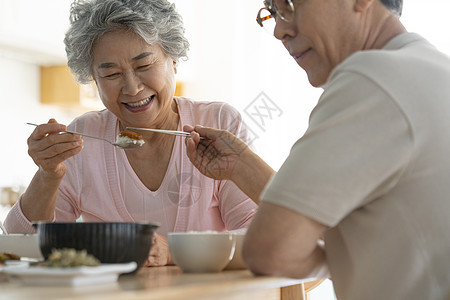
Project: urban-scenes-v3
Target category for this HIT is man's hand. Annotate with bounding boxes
[184,125,248,180]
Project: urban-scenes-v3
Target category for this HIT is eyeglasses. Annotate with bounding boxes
[256,0,295,28]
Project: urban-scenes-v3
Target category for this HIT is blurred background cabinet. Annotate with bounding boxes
[40,65,79,106]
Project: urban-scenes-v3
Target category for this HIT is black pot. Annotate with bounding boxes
[33,222,159,271]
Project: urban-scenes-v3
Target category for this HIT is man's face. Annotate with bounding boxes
[274,0,364,87]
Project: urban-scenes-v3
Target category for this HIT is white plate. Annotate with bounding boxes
[0,234,43,260]
[0,260,30,271]
[3,262,137,286]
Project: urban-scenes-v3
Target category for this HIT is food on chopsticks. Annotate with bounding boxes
[41,248,100,268]
[116,131,145,147]
[0,252,20,266]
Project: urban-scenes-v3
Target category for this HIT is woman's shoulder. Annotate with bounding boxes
[176,97,242,127]
[176,96,237,111]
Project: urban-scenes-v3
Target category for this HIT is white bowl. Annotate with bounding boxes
[224,233,246,270]
[168,231,235,273]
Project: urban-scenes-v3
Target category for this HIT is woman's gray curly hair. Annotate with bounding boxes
[64,0,190,84]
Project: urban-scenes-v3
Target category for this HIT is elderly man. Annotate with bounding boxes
[184,0,450,299]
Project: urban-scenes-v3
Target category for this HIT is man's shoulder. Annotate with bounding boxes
[338,33,441,73]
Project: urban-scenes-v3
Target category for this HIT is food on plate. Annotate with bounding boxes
[0,252,20,266]
[115,131,145,147]
[41,248,100,268]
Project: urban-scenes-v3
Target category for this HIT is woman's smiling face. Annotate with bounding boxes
[92,29,177,128]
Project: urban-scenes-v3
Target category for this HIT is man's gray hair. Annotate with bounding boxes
[380,0,403,16]
[64,0,190,84]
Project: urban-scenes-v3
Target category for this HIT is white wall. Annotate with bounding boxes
[0,0,71,65]
[402,1,450,54]
[0,0,81,188]
[0,57,40,187]
[0,56,83,188]
[173,0,321,170]
[0,0,449,186]
[174,0,450,171]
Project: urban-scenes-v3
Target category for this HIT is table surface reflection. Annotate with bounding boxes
[0,265,312,300]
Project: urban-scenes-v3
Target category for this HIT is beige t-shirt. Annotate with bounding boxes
[262,33,450,300]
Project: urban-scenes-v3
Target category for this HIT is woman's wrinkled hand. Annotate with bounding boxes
[27,118,83,179]
[183,125,248,180]
[144,233,174,267]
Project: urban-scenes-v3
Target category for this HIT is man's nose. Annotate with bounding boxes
[274,18,295,41]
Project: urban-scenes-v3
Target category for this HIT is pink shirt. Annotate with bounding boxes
[5,97,257,235]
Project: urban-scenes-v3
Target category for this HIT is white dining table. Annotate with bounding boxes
[0,265,322,300]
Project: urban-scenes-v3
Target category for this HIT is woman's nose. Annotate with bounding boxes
[122,72,144,96]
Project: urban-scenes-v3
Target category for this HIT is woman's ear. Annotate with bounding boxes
[354,0,374,13]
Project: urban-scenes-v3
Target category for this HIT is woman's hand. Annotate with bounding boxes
[183,125,249,181]
[145,233,174,267]
[19,118,83,223]
[28,119,83,179]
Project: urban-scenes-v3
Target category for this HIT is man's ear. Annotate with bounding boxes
[354,0,374,12]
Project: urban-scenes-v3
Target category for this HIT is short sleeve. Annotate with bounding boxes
[261,72,413,227]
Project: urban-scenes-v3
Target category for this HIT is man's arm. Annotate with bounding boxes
[184,125,275,204]
[243,202,328,279]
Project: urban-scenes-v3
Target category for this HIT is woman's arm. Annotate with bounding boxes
[9,119,83,225]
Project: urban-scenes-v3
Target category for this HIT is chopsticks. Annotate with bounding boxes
[126,127,208,140]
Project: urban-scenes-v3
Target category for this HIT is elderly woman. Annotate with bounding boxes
[4,0,256,266]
